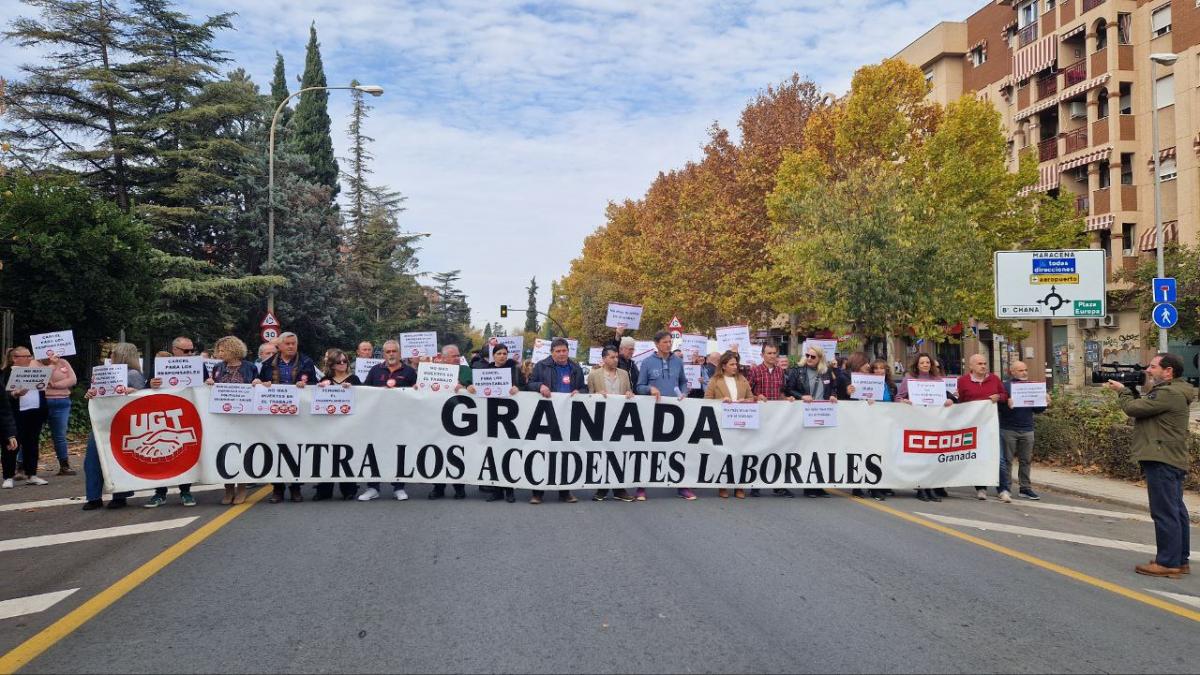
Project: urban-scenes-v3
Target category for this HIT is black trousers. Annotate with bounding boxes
[431,483,466,496]
[154,484,193,497]
[10,408,47,477]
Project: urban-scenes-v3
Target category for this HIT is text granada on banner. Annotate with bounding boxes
[89,389,1000,493]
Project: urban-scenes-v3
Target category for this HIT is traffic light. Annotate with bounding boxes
[500,304,508,318]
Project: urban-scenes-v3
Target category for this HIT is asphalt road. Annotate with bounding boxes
[1,474,1198,674]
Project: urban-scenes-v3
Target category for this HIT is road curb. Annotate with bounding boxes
[1037,481,1200,524]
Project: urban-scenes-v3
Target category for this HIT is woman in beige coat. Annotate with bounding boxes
[704,350,755,499]
[587,346,635,502]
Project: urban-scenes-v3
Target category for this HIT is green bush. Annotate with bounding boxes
[1034,389,1200,488]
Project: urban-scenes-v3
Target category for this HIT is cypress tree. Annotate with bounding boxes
[287,23,339,197]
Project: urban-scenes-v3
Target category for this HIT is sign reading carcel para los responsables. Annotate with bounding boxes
[993,249,1106,319]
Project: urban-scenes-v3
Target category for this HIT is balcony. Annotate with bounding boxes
[1064,128,1089,154]
[1039,137,1059,162]
[1017,22,1038,48]
[1063,59,1087,87]
[1083,0,1106,12]
[1037,73,1058,100]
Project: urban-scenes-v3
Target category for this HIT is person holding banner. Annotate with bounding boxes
[999,361,1048,501]
[82,343,146,510]
[40,352,77,476]
[870,359,897,402]
[587,346,636,503]
[898,353,953,502]
[308,349,362,502]
[636,331,696,501]
[144,335,200,508]
[957,353,1010,503]
[746,342,794,498]
[469,342,524,503]
[845,353,887,501]
[784,345,839,498]
[255,332,317,503]
[359,340,418,502]
[203,336,258,505]
[2,347,40,488]
[704,350,754,499]
[426,344,472,501]
[527,337,586,504]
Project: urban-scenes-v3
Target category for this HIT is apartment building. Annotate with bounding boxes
[896,0,1199,386]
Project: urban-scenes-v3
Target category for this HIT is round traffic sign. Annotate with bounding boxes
[261,327,279,342]
[1152,303,1178,329]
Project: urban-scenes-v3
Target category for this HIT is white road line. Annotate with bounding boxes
[916,512,1196,558]
[1147,590,1200,609]
[0,485,226,513]
[0,589,79,620]
[1015,501,1154,523]
[0,517,198,553]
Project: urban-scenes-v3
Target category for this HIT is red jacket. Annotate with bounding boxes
[956,373,1008,404]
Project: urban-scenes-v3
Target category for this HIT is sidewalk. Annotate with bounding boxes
[1033,463,1200,523]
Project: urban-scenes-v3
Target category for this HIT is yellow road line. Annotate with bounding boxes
[840,491,1200,623]
[0,486,271,674]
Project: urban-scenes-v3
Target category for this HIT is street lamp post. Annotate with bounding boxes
[267,84,384,314]
[1149,53,1176,353]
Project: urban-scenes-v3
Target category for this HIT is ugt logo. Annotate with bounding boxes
[109,394,203,480]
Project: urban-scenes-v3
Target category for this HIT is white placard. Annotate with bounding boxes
[472,368,513,397]
[31,330,76,359]
[943,377,959,398]
[355,358,383,381]
[400,331,438,358]
[721,401,760,429]
[906,379,947,407]
[311,385,355,415]
[684,364,702,390]
[254,384,300,415]
[210,384,257,414]
[531,338,579,363]
[802,401,838,428]
[680,334,709,361]
[588,347,604,365]
[1010,381,1047,408]
[850,373,885,401]
[631,340,657,364]
[715,325,760,365]
[994,249,1107,319]
[605,302,643,330]
[154,356,205,388]
[802,339,838,359]
[203,358,223,376]
[90,364,128,398]
[6,366,52,392]
[416,362,460,393]
[489,336,524,363]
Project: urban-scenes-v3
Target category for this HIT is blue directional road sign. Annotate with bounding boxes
[1152,303,1178,329]
[1152,277,1176,304]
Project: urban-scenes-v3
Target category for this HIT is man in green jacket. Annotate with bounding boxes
[1104,353,1196,579]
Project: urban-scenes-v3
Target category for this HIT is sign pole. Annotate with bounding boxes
[1043,319,1054,391]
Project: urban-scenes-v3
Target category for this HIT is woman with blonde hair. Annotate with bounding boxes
[204,336,258,505]
[785,344,839,498]
[82,342,147,510]
[705,350,755,499]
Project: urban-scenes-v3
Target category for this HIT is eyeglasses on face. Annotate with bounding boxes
[333,359,349,365]
[177,348,195,354]
[805,354,817,359]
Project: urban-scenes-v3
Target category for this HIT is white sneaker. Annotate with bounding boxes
[975,489,987,500]
[394,489,409,501]
[998,490,1012,503]
[357,487,379,501]
[1,478,13,489]
[27,476,48,486]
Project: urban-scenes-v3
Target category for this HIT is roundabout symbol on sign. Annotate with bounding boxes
[1036,285,1070,315]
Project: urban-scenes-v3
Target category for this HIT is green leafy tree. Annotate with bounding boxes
[1115,242,1200,342]
[287,23,338,197]
[430,270,472,349]
[524,276,539,333]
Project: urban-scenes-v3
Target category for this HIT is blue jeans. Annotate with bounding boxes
[84,433,131,503]
[46,398,72,463]
[1141,461,1191,569]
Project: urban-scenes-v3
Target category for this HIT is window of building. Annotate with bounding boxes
[923,68,933,87]
[1045,0,1056,10]
[1018,0,1038,28]
[1120,153,1133,184]
[1159,157,1177,181]
[1155,74,1174,108]
[1121,223,1135,256]
[1097,88,1109,118]
[1099,230,1111,257]
[1117,13,1132,44]
[1098,160,1111,189]
[1119,82,1132,114]
[1096,20,1108,51]
[970,46,986,67]
[1151,4,1172,37]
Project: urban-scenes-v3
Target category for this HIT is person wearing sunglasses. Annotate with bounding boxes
[784,345,839,498]
[359,339,418,502]
[310,349,361,502]
[143,335,199,508]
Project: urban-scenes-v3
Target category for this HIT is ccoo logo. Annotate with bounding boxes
[108,394,203,480]
[902,427,978,454]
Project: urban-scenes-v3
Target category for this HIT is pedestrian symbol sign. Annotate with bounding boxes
[1152,303,1178,329]
[1152,277,1176,304]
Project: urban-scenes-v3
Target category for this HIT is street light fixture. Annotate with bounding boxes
[266,84,386,314]
[1149,53,1176,352]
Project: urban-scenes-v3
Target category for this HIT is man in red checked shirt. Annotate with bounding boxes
[745,342,794,498]
[956,353,1011,503]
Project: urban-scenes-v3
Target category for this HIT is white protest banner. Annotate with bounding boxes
[605,302,644,330]
[254,384,300,415]
[631,340,656,364]
[489,336,524,363]
[802,339,839,359]
[88,389,1000,493]
[567,339,578,358]
[311,386,354,415]
[684,364,702,390]
[416,362,460,393]
[588,347,603,366]
[802,402,838,428]
[472,368,513,397]
[850,373,885,401]
[1010,381,1047,408]
[209,384,257,414]
[943,377,959,398]
[680,334,709,362]
[355,358,383,382]
[399,331,438,358]
[6,366,52,392]
[31,330,76,359]
[90,365,128,398]
[154,356,205,388]
[716,325,759,365]
[906,379,947,407]
[721,402,760,429]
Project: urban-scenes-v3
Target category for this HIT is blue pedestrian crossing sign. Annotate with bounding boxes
[1152,277,1176,303]
[1152,303,1178,329]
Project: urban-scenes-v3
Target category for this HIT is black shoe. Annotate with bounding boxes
[773,488,795,498]
[486,492,504,502]
[479,485,495,494]
[428,489,445,500]
[453,489,466,500]
[870,489,886,502]
[311,493,329,502]
[925,489,942,503]
[504,489,516,504]
[749,488,761,497]
[803,489,828,498]
[592,493,607,502]
[105,498,127,509]
[851,488,865,497]
[933,487,949,498]
[915,490,929,502]
[82,500,103,511]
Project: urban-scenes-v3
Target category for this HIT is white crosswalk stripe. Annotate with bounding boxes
[0,517,198,553]
[0,485,226,513]
[1147,590,1200,609]
[916,512,1196,558]
[0,588,79,620]
[1014,501,1154,523]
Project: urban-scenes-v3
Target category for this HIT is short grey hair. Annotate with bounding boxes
[279,331,298,341]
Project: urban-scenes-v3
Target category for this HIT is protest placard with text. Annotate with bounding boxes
[5,366,52,392]
[416,362,460,392]
[31,330,76,359]
[91,364,128,398]
[311,385,354,415]
[850,373,885,401]
[472,368,513,397]
[1011,381,1047,408]
[154,356,205,388]
[400,332,438,358]
[605,302,643,330]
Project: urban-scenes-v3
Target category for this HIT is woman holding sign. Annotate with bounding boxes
[312,349,361,502]
[3,347,45,488]
[845,353,887,501]
[41,353,77,476]
[82,343,147,510]
[704,351,754,499]
[469,342,524,503]
[897,353,953,502]
[205,336,261,505]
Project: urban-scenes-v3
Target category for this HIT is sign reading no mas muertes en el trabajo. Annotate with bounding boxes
[994,250,1106,319]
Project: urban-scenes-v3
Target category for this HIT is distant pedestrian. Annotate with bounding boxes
[1104,353,1195,579]
[998,361,1048,501]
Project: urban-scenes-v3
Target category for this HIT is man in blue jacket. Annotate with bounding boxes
[636,331,695,501]
[527,337,587,504]
[998,361,1049,500]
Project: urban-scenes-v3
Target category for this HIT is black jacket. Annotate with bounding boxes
[784,366,840,400]
[527,357,588,393]
[258,353,318,385]
[603,338,640,388]
[0,376,17,442]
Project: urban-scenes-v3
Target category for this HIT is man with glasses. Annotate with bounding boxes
[746,342,794,498]
[144,336,199,507]
[359,339,417,501]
